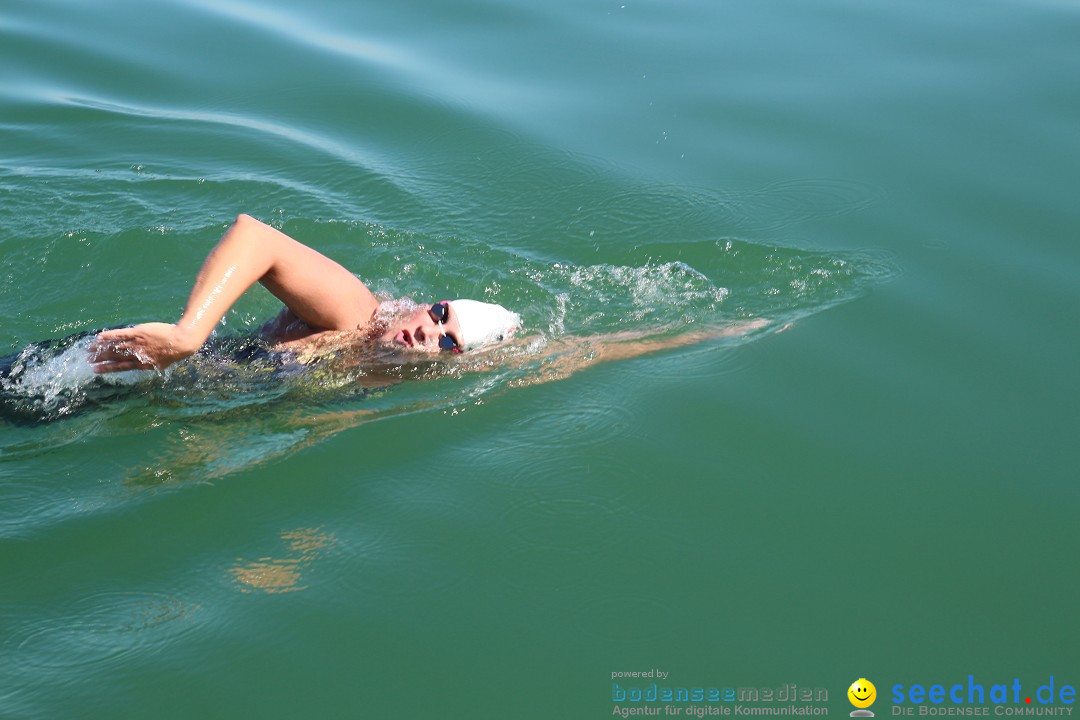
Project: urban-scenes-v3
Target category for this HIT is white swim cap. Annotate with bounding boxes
[450,299,520,350]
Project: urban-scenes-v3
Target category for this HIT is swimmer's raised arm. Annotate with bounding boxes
[89,214,379,373]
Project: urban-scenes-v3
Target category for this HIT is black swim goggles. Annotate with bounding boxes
[428,301,462,353]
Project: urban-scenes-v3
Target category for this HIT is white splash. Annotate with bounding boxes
[5,336,150,409]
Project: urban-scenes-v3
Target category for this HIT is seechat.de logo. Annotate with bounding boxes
[849,679,877,718]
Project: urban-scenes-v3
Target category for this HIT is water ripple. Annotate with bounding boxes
[729,177,884,233]
[495,395,637,452]
[62,95,402,184]
[4,591,199,673]
[497,492,638,552]
[332,535,468,600]
[178,0,407,69]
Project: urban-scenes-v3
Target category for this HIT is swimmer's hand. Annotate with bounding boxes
[88,323,201,373]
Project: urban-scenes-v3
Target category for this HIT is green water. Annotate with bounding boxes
[2,0,1078,717]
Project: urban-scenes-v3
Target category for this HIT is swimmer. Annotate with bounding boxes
[87,214,521,373]
[87,213,769,381]
[1,212,771,424]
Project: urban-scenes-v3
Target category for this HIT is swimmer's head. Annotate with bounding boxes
[378,299,520,353]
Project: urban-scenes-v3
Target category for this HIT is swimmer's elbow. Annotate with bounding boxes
[231,213,277,246]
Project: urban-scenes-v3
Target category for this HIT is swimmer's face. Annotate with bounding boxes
[379,302,463,352]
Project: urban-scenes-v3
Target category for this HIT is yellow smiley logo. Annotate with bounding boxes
[848,678,877,709]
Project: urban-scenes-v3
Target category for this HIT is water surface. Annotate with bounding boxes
[1,0,1078,717]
